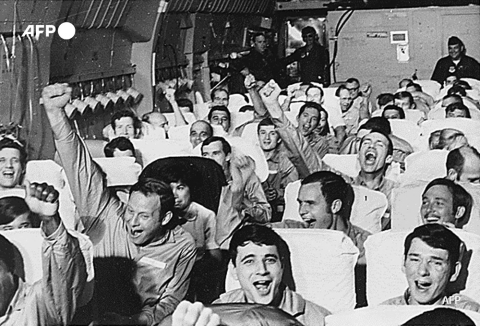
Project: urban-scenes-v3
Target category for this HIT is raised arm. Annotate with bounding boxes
[42,84,122,237]
[166,88,188,127]
[27,182,88,324]
[244,74,268,117]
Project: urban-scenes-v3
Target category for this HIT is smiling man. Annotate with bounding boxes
[0,138,26,191]
[42,83,196,325]
[420,178,472,229]
[431,36,480,84]
[213,224,330,326]
[382,224,480,311]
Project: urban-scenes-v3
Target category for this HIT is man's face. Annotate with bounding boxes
[346,81,360,99]
[306,87,322,104]
[448,44,463,60]
[358,132,392,174]
[297,107,319,136]
[0,260,16,316]
[297,183,332,228]
[125,191,167,246]
[190,122,212,148]
[404,238,457,305]
[212,90,229,107]
[0,212,32,231]
[113,149,135,158]
[258,125,280,152]
[202,140,229,171]
[253,35,267,54]
[233,241,283,305]
[114,117,135,139]
[446,109,467,118]
[170,182,191,211]
[394,97,413,111]
[445,76,458,87]
[457,152,480,184]
[421,185,456,225]
[338,89,353,112]
[302,32,316,47]
[0,148,24,189]
[210,110,230,132]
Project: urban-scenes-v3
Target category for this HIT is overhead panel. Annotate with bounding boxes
[167,0,275,15]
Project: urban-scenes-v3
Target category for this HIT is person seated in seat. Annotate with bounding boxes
[0,182,88,325]
[381,224,480,311]
[446,102,471,119]
[420,178,472,229]
[395,91,428,118]
[208,106,231,134]
[142,111,170,138]
[212,224,331,326]
[0,138,27,191]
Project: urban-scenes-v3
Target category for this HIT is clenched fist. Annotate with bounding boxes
[25,181,59,217]
[42,83,72,113]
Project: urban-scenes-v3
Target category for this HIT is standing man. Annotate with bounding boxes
[42,84,197,325]
[431,36,480,84]
[283,26,328,84]
[240,33,280,83]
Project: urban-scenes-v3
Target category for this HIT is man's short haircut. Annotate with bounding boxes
[104,136,136,157]
[394,91,414,105]
[376,93,395,107]
[129,178,175,219]
[442,94,463,104]
[423,178,473,228]
[359,126,394,156]
[297,101,322,119]
[382,105,405,119]
[445,102,471,118]
[359,117,392,135]
[257,117,275,134]
[0,234,16,273]
[208,106,231,123]
[404,224,462,267]
[252,32,265,42]
[305,84,324,98]
[345,77,360,85]
[301,171,354,221]
[448,36,464,48]
[211,88,229,100]
[335,84,349,97]
[0,138,27,168]
[398,78,413,88]
[406,82,423,92]
[201,136,232,156]
[446,146,480,178]
[0,196,39,227]
[301,26,316,36]
[110,109,141,132]
[229,224,288,267]
[447,85,467,97]
[177,98,193,112]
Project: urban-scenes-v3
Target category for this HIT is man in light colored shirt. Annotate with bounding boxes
[382,224,480,311]
[42,84,196,325]
[0,182,87,325]
[213,224,331,326]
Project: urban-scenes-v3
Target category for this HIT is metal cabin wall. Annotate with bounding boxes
[327,6,480,96]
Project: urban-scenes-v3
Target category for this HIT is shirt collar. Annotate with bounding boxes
[354,174,386,191]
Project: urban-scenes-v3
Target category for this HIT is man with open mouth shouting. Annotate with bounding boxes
[382,224,480,311]
[213,224,331,326]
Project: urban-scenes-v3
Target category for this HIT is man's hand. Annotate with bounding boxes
[360,83,372,98]
[259,80,281,106]
[165,88,176,103]
[42,83,72,112]
[25,181,61,236]
[25,181,59,218]
[172,301,221,326]
[287,83,300,99]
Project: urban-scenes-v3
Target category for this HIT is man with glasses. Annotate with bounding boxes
[283,26,328,84]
